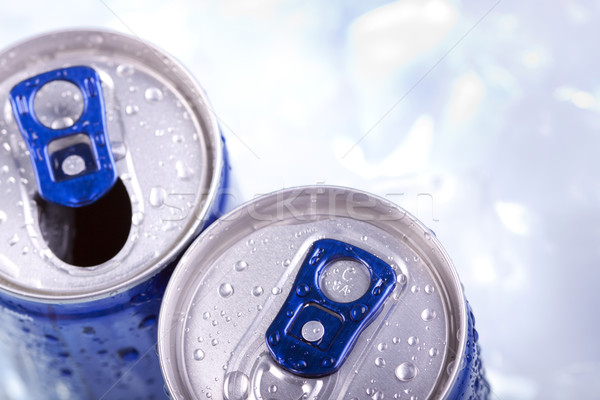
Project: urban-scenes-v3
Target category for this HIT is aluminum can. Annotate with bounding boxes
[158,186,490,399]
[0,29,230,400]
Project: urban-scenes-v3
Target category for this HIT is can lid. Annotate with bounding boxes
[0,30,224,301]
[159,186,467,400]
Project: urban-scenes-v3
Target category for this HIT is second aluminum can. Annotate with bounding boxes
[0,29,232,399]
[158,186,490,399]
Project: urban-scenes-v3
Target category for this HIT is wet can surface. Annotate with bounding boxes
[0,29,229,399]
[158,186,489,400]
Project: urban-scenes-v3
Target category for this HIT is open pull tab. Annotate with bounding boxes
[9,66,116,207]
[265,238,397,378]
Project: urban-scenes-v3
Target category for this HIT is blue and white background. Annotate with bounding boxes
[1,1,598,399]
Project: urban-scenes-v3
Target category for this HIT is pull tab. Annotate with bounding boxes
[9,66,116,207]
[265,238,397,378]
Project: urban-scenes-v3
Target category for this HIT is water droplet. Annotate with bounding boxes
[138,315,157,329]
[377,342,388,352]
[155,128,165,137]
[89,34,103,44]
[395,362,418,381]
[132,212,144,226]
[8,234,19,246]
[0,210,6,224]
[429,347,439,357]
[125,104,139,115]
[175,161,193,179]
[256,305,263,311]
[372,391,384,400]
[211,338,218,346]
[361,235,368,241]
[251,286,263,297]
[162,221,178,232]
[193,348,205,361]
[408,336,419,346]
[234,260,248,272]
[392,337,401,344]
[421,308,436,322]
[150,187,166,207]
[203,312,211,320]
[411,285,420,294]
[268,385,278,393]
[223,371,249,400]
[168,135,185,146]
[117,347,139,362]
[111,141,127,161]
[447,360,456,375]
[271,287,282,295]
[116,64,135,77]
[375,357,386,368]
[424,284,435,294]
[218,283,234,298]
[82,326,95,335]
[145,87,164,102]
[212,320,218,327]
[283,259,291,267]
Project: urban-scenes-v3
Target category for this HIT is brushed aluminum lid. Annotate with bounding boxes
[158,186,467,400]
[0,29,224,302]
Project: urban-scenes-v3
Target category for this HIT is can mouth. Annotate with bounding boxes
[36,177,132,267]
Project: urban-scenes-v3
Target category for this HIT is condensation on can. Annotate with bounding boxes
[0,29,231,400]
[158,186,489,400]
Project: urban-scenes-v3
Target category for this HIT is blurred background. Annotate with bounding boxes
[1,0,598,399]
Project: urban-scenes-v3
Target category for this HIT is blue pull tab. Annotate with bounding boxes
[265,239,397,378]
[9,66,116,207]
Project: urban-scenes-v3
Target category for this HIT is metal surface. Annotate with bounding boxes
[159,186,483,399]
[0,29,228,399]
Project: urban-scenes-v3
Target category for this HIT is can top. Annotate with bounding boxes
[158,186,467,400]
[0,30,224,302]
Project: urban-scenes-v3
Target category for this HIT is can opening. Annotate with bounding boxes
[35,178,132,267]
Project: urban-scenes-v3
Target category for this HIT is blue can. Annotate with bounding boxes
[158,186,489,399]
[0,29,231,399]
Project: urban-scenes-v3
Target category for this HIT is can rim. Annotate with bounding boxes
[157,185,467,400]
[0,28,225,303]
